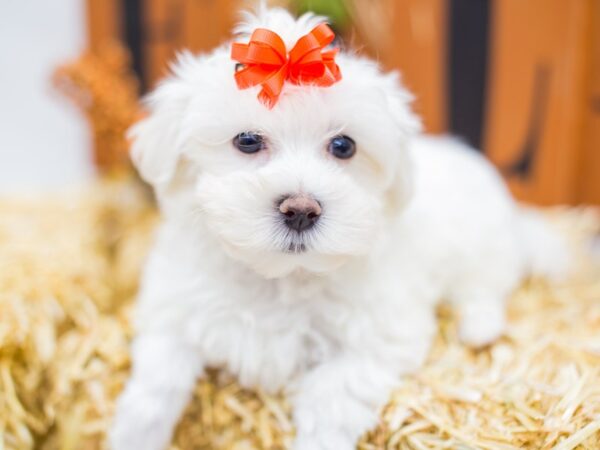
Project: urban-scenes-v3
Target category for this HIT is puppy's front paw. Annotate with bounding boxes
[459,302,505,348]
[292,395,378,450]
[293,430,355,450]
[109,392,175,450]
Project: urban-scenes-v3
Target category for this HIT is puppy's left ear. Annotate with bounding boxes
[384,73,422,213]
[129,64,194,189]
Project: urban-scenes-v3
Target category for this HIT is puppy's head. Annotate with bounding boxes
[131,7,420,278]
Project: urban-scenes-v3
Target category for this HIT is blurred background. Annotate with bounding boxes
[1,0,599,205]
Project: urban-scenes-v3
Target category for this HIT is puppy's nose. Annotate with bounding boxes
[278,195,322,232]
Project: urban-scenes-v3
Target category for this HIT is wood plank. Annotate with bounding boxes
[578,0,600,205]
[143,0,183,88]
[141,0,242,88]
[180,0,240,52]
[87,0,122,48]
[349,0,447,133]
[484,0,591,205]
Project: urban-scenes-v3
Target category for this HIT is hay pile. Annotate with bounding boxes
[1,182,599,450]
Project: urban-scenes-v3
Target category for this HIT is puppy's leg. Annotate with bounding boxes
[291,328,433,450]
[291,357,394,450]
[453,287,507,347]
[450,230,523,348]
[109,334,203,450]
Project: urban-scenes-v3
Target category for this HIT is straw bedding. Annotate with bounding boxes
[1,181,599,450]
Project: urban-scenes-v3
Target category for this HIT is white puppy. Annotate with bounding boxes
[110,7,568,450]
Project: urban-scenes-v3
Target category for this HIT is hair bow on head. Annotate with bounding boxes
[231,23,342,108]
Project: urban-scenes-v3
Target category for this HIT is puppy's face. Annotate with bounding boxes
[131,14,419,278]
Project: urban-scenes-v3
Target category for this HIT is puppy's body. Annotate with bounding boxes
[110,8,568,450]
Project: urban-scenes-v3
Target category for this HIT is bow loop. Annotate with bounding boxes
[231,23,342,108]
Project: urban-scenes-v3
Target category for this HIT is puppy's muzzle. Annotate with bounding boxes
[278,195,321,232]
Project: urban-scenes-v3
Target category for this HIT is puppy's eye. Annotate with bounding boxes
[233,132,265,154]
[328,135,356,159]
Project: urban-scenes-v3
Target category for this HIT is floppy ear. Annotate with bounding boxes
[129,74,192,189]
[384,72,422,213]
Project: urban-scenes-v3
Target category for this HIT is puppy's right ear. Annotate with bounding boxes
[129,75,191,188]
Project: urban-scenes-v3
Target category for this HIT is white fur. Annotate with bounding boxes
[110,8,568,450]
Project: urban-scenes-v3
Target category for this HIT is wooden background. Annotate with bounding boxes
[86,0,600,205]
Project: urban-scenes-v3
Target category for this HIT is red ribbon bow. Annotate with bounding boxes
[231,23,342,108]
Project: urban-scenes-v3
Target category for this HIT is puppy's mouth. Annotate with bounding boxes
[285,241,307,254]
[278,227,315,254]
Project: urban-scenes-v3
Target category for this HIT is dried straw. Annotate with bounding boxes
[0,182,599,450]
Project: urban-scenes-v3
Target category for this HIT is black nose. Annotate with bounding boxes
[278,195,322,232]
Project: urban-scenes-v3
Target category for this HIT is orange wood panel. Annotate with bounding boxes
[87,0,121,49]
[88,0,240,89]
[142,0,242,88]
[484,0,592,205]
[143,0,184,87]
[578,0,600,205]
[180,0,241,52]
[349,0,447,134]
[84,0,252,89]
